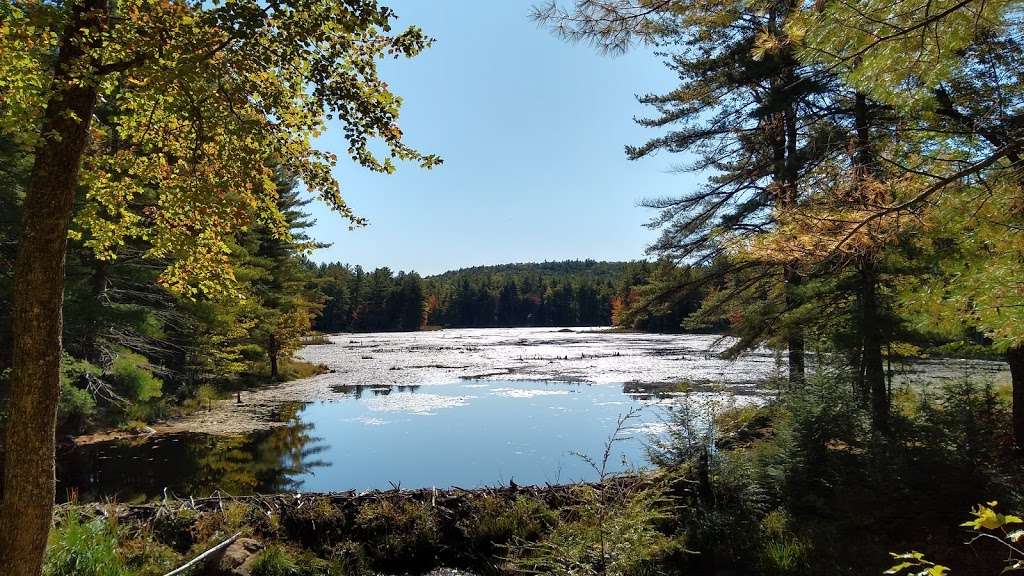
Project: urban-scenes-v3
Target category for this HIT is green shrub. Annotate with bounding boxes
[757,509,808,575]
[45,513,128,576]
[56,357,100,432]
[505,484,685,576]
[914,379,1007,470]
[109,351,162,403]
[280,497,349,552]
[58,380,96,433]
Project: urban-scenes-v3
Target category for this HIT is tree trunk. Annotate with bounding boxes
[268,334,280,381]
[0,2,103,574]
[771,90,806,388]
[782,95,806,387]
[860,259,888,433]
[1007,345,1024,450]
[850,91,890,432]
[784,265,806,387]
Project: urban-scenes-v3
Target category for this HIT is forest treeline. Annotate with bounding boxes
[312,260,701,332]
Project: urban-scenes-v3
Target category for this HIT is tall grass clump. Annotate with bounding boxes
[44,513,128,576]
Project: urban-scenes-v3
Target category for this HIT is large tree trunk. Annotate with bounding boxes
[1008,345,1024,450]
[0,1,103,573]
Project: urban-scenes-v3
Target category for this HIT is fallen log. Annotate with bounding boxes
[162,531,241,576]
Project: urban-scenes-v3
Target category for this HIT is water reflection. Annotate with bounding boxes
[58,380,699,503]
[57,403,329,503]
[330,384,422,398]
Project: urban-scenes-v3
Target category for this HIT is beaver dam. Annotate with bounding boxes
[57,470,690,576]
[58,328,1008,504]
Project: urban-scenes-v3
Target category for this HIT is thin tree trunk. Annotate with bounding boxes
[268,334,280,380]
[851,91,890,432]
[860,259,888,432]
[784,265,806,387]
[1007,345,1024,450]
[83,256,110,361]
[768,71,807,387]
[781,99,806,387]
[0,1,103,573]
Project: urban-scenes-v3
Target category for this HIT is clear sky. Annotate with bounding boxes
[306,0,688,276]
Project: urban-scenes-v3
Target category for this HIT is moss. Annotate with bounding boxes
[119,537,181,576]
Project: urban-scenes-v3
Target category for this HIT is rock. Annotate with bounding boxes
[206,537,263,576]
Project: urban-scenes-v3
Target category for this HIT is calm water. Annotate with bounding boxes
[58,380,675,503]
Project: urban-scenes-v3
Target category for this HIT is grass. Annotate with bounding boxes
[249,545,301,576]
[45,513,129,576]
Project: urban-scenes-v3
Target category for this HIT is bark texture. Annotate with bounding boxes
[0,1,104,573]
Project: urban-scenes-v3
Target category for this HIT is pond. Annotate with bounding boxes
[57,379,720,503]
[56,327,1009,503]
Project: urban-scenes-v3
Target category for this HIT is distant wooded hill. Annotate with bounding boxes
[428,260,630,283]
[425,260,630,328]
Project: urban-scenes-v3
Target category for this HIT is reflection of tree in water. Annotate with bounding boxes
[330,384,421,399]
[58,403,330,502]
[189,403,329,495]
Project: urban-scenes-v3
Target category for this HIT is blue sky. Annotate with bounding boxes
[306,1,689,276]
